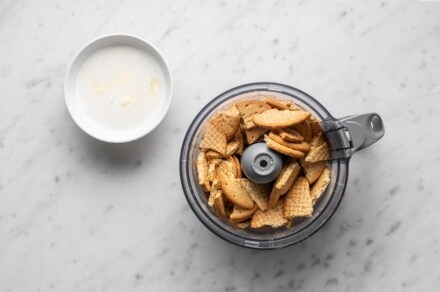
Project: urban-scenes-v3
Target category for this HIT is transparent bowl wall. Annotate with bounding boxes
[180,83,349,249]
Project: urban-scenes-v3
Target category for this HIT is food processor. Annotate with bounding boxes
[180,82,384,249]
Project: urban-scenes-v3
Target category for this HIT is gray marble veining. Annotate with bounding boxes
[1,0,440,291]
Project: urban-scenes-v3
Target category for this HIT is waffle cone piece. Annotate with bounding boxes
[230,204,258,222]
[269,160,301,208]
[210,105,241,140]
[263,97,291,110]
[305,142,330,163]
[238,178,271,211]
[300,159,326,184]
[245,127,268,144]
[268,132,311,153]
[196,151,210,192]
[284,176,313,219]
[236,100,271,129]
[293,119,312,142]
[199,123,227,155]
[264,135,305,158]
[251,200,288,228]
[276,128,304,142]
[220,178,254,209]
[310,167,331,204]
[253,109,310,129]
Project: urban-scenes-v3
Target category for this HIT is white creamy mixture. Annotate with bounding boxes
[77,45,165,131]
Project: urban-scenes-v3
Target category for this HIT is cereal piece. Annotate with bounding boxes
[310,133,325,149]
[209,158,223,165]
[284,176,313,219]
[310,167,331,204]
[226,156,239,178]
[205,150,222,160]
[289,102,303,111]
[254,134,266,143]
[230,204,258,222]
[238,178,271,211]
[232,155,242,178]
[207,162,217,182]
[305,142,330,163]
[200,123,227,155]
[245,127,268,144]
[218,160,236,175]
[251,200,288,228]
[208,179,220,207]
[236,100,271,129]
[253,109,310,129]
[300,159,326,184]
[264,135,305,158]
[213,191,226,218]
[276,128,304,142]
[210,105,241,140]
[216,160,236,181]
[293,120,312,143]
[263,97,290,110]
[225,140,239,157]
[309,115,321,136]
[234,129,244,154]
[289,141,311,153]
[196,151,210,192]
[268,132,311,153]
[207,158,222,181]
[220,178,254,209]
[269,160,301,208]
[235,220,251,229]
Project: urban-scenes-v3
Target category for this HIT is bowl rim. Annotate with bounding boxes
[64,33,173,143]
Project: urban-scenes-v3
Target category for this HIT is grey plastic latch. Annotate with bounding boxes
[339,113,385,152]
[240,142,283,184]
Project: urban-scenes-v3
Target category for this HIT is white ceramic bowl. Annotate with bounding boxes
[65,34,173,143]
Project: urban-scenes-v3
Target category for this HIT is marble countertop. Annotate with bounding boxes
[1,0,440,291]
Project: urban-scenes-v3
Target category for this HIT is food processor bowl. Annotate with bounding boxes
[180,82,384,249]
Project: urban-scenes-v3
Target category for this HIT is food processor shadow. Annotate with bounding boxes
[208,217,343,278]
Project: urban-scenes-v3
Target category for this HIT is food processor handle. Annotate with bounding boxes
[338,113,385,153]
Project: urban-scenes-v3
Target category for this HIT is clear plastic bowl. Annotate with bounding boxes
[180,82,383,249]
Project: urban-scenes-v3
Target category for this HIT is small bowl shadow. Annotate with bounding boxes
[73,124,161,171]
